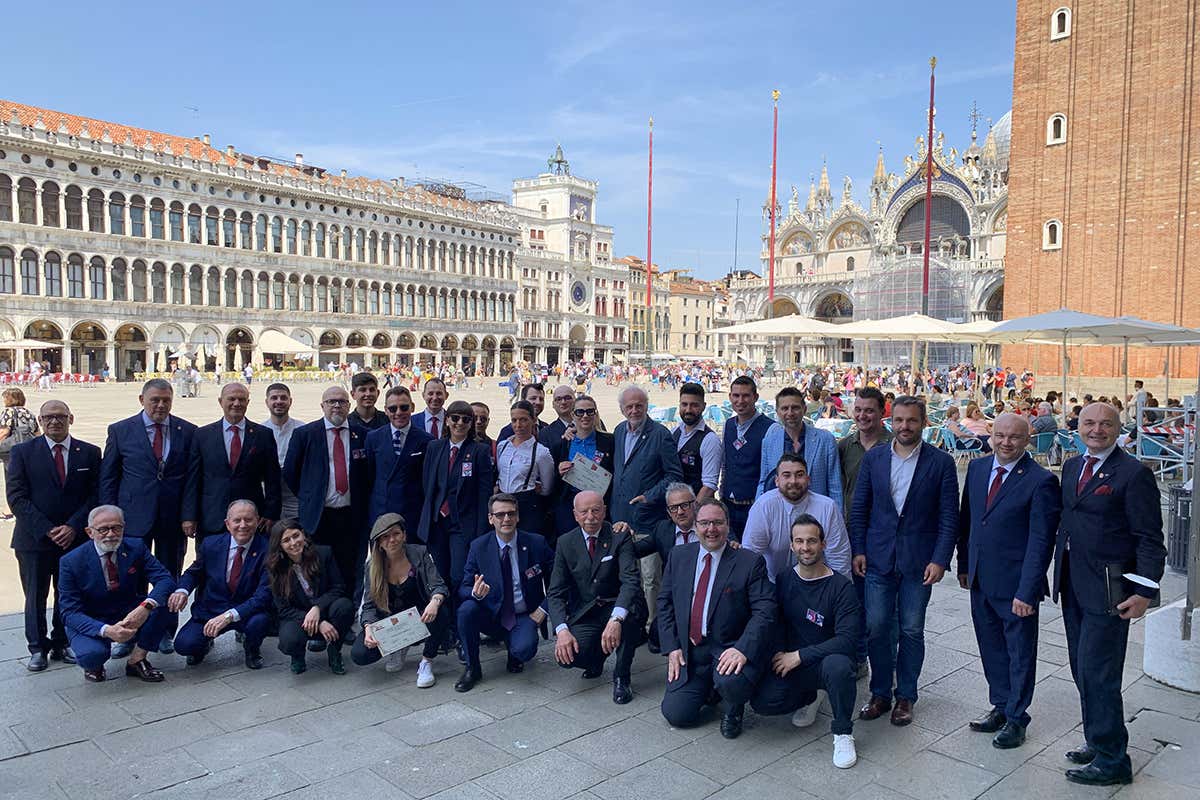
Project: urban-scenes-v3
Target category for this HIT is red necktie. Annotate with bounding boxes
[332,427,349,494]
[104,552,120,591]
[985,466,1007,509]
[680,530,692,544]
[430,415,439,439]
[689,553,713,646]
[229,425,242,470]
[53,443,66,486]
[227,545,244,594]
[587,535,597,559]
[1077,455,1098,496]
[439,445,459,517]
[152,423,164,461]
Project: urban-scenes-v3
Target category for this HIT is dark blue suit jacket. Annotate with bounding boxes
[459,530,554,622]
[410,411,444,440]
[7,435,100,552]
[282,419,370,534]
[100,413,197,539]
[850,441,959,579]
[633,518,686,565]
[183,420,281,532]
[1052,448,1166,614]
[416,439,494,544]
[611,419,684,530]
[58,538,176,637]
[176,532,272,622]
[365,423,432,533]
[956,453,1061,604]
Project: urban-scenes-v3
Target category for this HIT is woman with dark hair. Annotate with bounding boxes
[495,400,555,538]
[0,387,39,520]
[351,513,450,686]
[549,394,614,543]
[266,520,354,675]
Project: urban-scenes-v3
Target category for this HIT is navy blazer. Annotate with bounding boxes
[956,454,1061,604]
[1052,448,1166,613]
[176,532,272,623]
[7,435,100,552]
[459,530,555,623]
[282,419,371,535]
[58,538,176,638]
[850,441,959,579]
[416,439,494,544]
[365,423,432,533]
[657,543,776,664]
[100,413,197,539]
[410,411,444,440]
[183,420,281,532]
[610,419,684,530]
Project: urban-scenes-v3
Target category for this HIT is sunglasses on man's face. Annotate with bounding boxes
[385,404,412,413]
[447,414,473,423]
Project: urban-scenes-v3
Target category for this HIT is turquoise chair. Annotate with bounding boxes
[1027,431,1057,465]
[940,428,985,465]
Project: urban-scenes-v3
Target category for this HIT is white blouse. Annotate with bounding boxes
[497,436,555,496]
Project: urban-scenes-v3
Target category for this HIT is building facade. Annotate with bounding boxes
[0,100,561,380]
[619,256,672,358]
[725,113,1010,367]
[664,270,717,359]
[1005,0,1200,379]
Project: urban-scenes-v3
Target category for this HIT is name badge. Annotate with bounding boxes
[733,438,746,450]
[600,554,614,562]
[805,608,825,626]
[525,565,542,578]
[461,462,473,477]
[681,454,696,466]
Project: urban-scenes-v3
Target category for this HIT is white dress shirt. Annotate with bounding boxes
[692,544,726,638]
[142,410,169,461]
[323,418,351,508]
[742,488,852,580]
[266,416,303,518]
[497,436,555,495]
[675,423,724,491]
[554,528,628,634]
[889,441,921,513]
[45,434,72,472]
[423,410,446,437]
[222,419,246,463]
[496,534,527,614]
[390,422,412,452]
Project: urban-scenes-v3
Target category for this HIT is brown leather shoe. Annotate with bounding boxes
[890,698,913,726]
[125,658,165,683]
[859,695,892,720]
[83,666,106,683]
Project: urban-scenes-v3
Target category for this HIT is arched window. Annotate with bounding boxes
[169,201,185,241]
[151,263,167,304]
[87,189,105,232]
[1051,7,1071,40]
[207,267,221,306]
[272,275,285,310]
[1043,219,1062,250]
[1046,113,1067,145]
[271,217,283,253]
[109,192,126,234]
[63,185,82,229]
[149,199,166,239]
[241,272,254,309]
[44,252,62,296]
[0,247,13,294]
[223,209,236,247]
[315,223,326,258]
[301,221,312,256]
[17,178,36,224]
[286,219,297,254]
[239,212,253,249]
[0,175,11,221]
[19,248,38,294]
[111,259,127,301]
[257,273,270,309]
[131,260,148,302]
[188,266,202,305]
[90,256,107,299]
[287,277,299,310]
[302,279,314,311]
[129,195,146,237]
[42,182,62,227]
[224,270,237,308]
[186,204,202,243]
[256,215,268,251]
[170,264,185,304]
[67,254,85,298]
[846,256,856,272]
[205,207,220,245]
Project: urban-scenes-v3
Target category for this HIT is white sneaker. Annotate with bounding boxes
[384,649,407,673]
[416,659,436,688]
[791,690,825,728]
[833,734,857,769]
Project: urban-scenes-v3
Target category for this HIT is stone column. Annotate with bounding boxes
[61,342,72,374]
[104,343,116,377]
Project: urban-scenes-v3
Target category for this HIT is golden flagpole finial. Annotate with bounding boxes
[771,89,781,102]
[930,56,937,70]
[649,116,654,128]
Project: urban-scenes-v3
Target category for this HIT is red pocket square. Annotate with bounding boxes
[126,566,137,574]
[1094,485,1114,496]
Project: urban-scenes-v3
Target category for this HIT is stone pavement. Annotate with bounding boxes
[1,575,1198,800]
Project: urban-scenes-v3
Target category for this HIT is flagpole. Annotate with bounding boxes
[921,57,936,317]
[645,116,654,360]
[767,89,780,311]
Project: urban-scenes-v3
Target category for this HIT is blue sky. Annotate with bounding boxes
[9,0,1015,279]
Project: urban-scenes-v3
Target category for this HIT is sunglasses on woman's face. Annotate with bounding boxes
[573,408,597,417]
[447,414,473,423]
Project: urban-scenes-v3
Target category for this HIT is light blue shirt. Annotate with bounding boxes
[141,411,169,461]
[623,421,644,464]
[222,419,246,463]
[889,441,921,513]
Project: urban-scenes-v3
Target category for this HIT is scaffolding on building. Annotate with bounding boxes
[852,255,974,367]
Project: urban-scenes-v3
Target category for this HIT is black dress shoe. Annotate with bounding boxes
[1065,745,1096,765]
[307,638,327,652]
[720,705,745,739]
[454,667,482,692]
[506,655,524,674]
[969,708,1006,733]
[612,676,632,704]
[992,721,1026,749]
[186,639,214,666]
[27,652,48,672]
[125,658,165,682]
[52,646,77,664]
[582,665,603,679]
[84,666,106,683]
[244,648,264,670]
[1064,764,1132,786]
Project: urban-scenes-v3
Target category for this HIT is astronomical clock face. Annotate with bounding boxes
[571,280,588,306]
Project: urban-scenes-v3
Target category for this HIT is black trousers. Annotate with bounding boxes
[559,603,645,680]
[751,652,856,735]
[726,502,752,543]
[15,547,68,653]
[970,588,1039,728]
[427,516,475,636]
[661,640,760,728]
[352,602,451,665]
[312,506,361,605]
[277,597,355,658]
[1061,561,1132,775]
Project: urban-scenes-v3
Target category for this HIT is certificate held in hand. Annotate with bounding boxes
[562,454,613,495]
[367,607,429,655]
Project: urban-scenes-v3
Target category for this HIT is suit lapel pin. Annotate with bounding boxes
[1097,473,1104,479]
[1016,469,1023,475]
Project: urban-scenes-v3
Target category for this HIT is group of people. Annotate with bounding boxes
[3,370,1165,785]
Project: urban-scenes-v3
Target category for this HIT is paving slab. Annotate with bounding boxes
[977,762,1122,800]
[381,700,495,746]
[182,715,322,772]
[472,705,597,757]
[561,715,693,774]
[55,747,209,800]
[275,767,413,800]
[474,748,607,800]
[589,756,721,800]
[10,701,140,751]
[145,760,309,800]
[877,750,1001,800]
[371,733,514,799]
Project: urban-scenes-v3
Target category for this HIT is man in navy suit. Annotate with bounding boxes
[6,400,99,671]
[366,386,431,534]
[168,499,272,670]
[658,499,776,739]
[57,505,176,683]
[454,493,555,692]
[956,413,1061,749]
[410,378,449,440]
[1053,403,1165,786]
[182,382,281,541]
[283,385,371,604]
[417,400,495,647]
[851,396,958,727]
[100,378,197,654]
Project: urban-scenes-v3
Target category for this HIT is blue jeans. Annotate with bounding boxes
[865,571,932,703]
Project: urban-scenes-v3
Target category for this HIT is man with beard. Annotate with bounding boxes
[674,383,722,502]
[263,383,303,521]
[757,387,842,508]
[720,376,772,542]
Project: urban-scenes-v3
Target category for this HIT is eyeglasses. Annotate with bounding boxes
[93,524,125,534]
[573,408,597,417]
[474,416,489,424]
[39,414,69,423]
[322,399,350,407]
[696,519,726,528]
[447,414,472,423]
[667,501,694,513]
[385,404,412,413]
[490,510,518,519]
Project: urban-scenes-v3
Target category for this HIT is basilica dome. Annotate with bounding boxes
[986,110,1012,170]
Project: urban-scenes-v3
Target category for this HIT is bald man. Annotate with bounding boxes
[956,413,1060,749]
[6,400,100,670]
[1051,403,1165,786]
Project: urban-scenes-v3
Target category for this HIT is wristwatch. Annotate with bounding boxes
[139,600,154,611]
[224,611,235,622]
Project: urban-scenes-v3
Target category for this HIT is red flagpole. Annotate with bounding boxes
[646,116,654,354]
[767,90,780,306]
[921,57,936,316]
